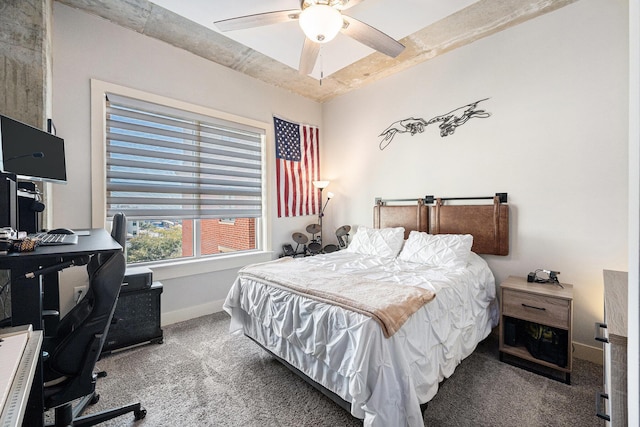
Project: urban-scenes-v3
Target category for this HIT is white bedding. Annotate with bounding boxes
[224,251,498,427]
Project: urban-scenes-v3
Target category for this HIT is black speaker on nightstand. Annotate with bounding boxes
[102,267,164,356]
[504,317,518,346]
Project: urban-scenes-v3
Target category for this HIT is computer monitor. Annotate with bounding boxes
[0,114,67,184]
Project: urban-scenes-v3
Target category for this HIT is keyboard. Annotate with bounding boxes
[29,232,79,246]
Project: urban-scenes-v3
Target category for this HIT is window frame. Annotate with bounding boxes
[90,79,273,276]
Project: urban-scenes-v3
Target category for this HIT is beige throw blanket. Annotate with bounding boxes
[239,257,436,338]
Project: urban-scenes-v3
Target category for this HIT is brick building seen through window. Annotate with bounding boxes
[182,218,256,256]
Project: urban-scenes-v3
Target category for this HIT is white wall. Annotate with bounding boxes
[51,3,322,321]
[52,0,630,355]
[321,0,629,354]
[49,0,639,419]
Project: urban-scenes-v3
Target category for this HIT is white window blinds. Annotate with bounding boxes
[105,94,264,220]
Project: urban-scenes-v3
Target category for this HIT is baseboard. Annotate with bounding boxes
[573,341,603,364]
[161,298,226,326]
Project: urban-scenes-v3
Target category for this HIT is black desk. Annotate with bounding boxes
[0,228,122,427]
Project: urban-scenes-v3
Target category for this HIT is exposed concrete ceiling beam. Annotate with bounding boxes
[56,0,578,103]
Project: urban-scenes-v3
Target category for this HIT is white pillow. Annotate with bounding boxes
[398,230,473,269]
[346,226,405,258]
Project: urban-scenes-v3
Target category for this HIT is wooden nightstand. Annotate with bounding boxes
[498,275,573,384]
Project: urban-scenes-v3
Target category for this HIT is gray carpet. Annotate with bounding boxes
[80,312,604,426]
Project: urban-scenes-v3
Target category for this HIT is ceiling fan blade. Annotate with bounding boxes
[299,38,321,75]
[341,15,405,58]
[214,9,300,32]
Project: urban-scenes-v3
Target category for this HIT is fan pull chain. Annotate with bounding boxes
[319,51,324,86]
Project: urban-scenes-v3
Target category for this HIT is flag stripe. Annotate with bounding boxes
[274,117,320,218]
[302,126,311,215]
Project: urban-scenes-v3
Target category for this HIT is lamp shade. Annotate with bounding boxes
[312,180,330,189]
[299,4,343,44]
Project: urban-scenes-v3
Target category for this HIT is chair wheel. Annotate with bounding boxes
[134,407,147,420]
[90,394,100,405]
[96,370,107,378]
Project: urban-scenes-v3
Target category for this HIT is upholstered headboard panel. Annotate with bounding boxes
[430,197,509,255]
[373,195,509,255]
[373,201,428,239]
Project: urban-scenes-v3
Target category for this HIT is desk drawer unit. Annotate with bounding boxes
[502,289,570,329]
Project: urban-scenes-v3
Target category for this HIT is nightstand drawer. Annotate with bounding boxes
[502,289,570,329]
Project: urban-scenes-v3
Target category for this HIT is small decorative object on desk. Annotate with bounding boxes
[10,237,39,252]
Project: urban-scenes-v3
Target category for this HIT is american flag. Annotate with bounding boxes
[274,116,320,218]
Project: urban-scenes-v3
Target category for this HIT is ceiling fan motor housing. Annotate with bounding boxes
[299,3,344,43]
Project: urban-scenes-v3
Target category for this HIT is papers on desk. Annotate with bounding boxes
[0,327,30,420]
[0,325,41,427]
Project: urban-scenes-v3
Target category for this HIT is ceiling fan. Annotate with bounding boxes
[214,0,405,76]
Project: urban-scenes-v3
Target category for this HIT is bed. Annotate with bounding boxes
[224,195,509,427]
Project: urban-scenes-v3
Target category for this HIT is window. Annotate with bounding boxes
[104,92,266,265]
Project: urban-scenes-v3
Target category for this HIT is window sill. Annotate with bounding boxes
[139,251,275,282]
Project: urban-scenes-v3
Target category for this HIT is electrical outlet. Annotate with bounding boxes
[73,286,87,304]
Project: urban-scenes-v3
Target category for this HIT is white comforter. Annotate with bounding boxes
[224,251,498,427]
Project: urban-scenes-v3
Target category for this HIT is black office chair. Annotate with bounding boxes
[43,250,146,426]
[87,213,126,278]
[43,213,127,335]
[88,212,126,377]
[110,212,127,247]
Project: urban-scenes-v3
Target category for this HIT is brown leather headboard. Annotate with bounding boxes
[374,195,509,255]
[373,200,428,239]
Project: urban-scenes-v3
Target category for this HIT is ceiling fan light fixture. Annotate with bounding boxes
[299,5,343,44]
